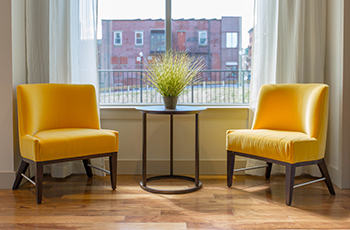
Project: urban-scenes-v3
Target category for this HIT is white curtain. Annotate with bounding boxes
[247,0,327,176]
[26,0,104,177]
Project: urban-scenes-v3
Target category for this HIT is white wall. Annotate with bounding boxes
[101,107,249,175]
[325,0,350,188]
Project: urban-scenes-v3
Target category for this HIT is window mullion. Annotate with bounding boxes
[165,0,172,51]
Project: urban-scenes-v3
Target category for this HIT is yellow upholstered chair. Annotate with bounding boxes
[226,84,335,205]
[12,84,119,204]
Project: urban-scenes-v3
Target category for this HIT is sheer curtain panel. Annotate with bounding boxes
[248,0,327,176]
[26,0,102,178]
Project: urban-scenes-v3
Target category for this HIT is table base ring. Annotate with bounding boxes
[140,175,202,194]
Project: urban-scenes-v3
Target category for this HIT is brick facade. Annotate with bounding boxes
[98,17,242,85]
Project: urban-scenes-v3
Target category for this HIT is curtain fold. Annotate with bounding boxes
[26,0,50,84]
[26,0,103,178]
[248,0,327,176]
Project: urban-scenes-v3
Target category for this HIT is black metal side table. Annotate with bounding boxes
[136,106,207,194]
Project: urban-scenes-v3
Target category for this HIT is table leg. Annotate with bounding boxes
[139,109,203,194]
[195,113,199,186]
[142,112,147,186]
[170,114,173,176]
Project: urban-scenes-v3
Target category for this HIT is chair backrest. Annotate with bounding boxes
[17,84,100,137]
[251,84,329,140]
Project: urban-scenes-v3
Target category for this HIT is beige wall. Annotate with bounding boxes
[0,0,15,188]
[0,0,26,189]
[325,0,350,188]
[341,0,350,189]
[101,107,249,175]
[12,0,26,174]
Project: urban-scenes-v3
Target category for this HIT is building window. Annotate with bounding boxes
[114,31,122,45]
[198,31,207,46]
[226,32,238,48]
[135,31,143,46]
[150,30,165,53]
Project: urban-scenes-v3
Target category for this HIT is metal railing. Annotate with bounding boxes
[99,69,250,105]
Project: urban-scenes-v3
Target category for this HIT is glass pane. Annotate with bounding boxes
[97,0,253,105]
[98,0,165,104]
[226,32,238,48]
[172,0,254,104]
[151,30,165,53]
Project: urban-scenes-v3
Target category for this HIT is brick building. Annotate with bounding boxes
[98,17,241,86]
[247,27,253,70]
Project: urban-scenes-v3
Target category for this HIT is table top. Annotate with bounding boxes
[135,106,207,114]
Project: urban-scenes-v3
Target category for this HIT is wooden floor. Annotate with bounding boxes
[2,174,350,229]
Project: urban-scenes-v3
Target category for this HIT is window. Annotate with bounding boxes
[226,32,238,48]
[150,30,165,53]
[98,0,253,105]
[135,31,143,46]
[114,31,122,45]
[198,31,207,46]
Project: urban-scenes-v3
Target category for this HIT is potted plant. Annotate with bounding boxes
[143,49,205,109]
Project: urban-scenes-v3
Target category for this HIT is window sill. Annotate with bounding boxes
[100,104,249,110]
[100,104,249,120]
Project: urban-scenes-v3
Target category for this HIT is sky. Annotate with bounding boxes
[98,0,254,48]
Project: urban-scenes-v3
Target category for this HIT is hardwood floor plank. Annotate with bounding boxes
[161,209,234,216]
[0,216,125,224]
[123,215,237,224]
[0,223,187,230]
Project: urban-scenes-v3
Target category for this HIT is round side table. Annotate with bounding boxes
[136,106,207,194]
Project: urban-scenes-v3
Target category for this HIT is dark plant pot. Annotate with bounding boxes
[163,96,178,109]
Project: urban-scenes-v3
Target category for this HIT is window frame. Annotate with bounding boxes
[135,31,144,46]
[99,1,251,107]
[113,31,122,46]
[150,29,166,53]
[198,30,208,46]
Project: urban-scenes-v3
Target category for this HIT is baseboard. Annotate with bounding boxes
[105,159,247,175]
[0,171,16,189]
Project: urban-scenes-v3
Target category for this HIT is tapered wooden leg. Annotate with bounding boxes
[12,159,30,190]
[227,151,235,187]
[109,152,118,190]
[265,162,273,179]
[285,164,296,206]
[317,158,336,195]
[82,159,93,178]
[35,162,44,204]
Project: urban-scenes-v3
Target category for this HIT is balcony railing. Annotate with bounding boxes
[99,69,251,105]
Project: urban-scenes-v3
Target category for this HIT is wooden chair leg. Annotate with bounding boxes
[285,164,296,206]
[265,162,273,179]
[82,159,93,178]
[227,151,235,187]
[317,159,336,195]
[12,159,30,190]
[109,152,118,190]
[35,162,44,204]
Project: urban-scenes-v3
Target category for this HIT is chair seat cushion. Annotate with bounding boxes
[226,129,320,164]
[21,128,119,162]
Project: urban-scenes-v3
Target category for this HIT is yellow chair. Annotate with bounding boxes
[226,84,335,205]
[12,84,119,204]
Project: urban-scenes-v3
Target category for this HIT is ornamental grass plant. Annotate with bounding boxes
[143,49,205,97]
